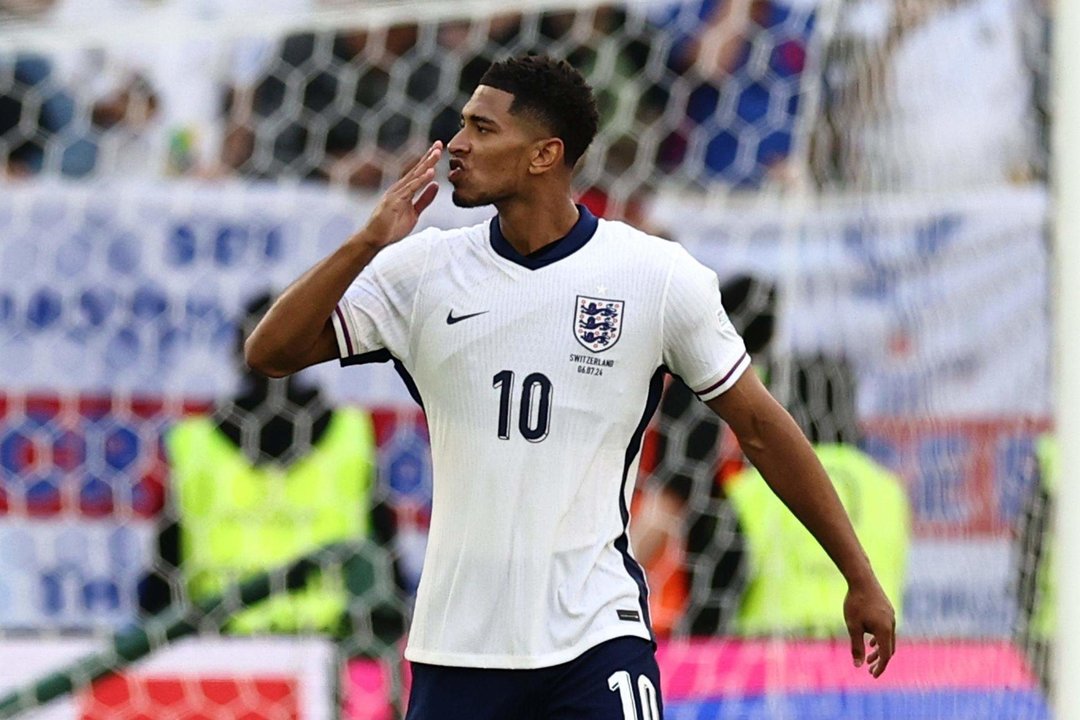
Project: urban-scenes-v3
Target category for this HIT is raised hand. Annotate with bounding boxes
[357,141,443,250]
[844,579,896,678]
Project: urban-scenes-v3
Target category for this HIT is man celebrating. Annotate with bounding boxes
[245,55,895,720]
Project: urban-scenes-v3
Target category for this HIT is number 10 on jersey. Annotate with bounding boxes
[609,671,660,720]
[492,370,552,442]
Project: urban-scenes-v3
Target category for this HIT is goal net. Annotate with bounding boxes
[0,0,1055,718]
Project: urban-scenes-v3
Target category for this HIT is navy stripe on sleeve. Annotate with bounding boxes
[693,352,749,398]
[334,305,355,357]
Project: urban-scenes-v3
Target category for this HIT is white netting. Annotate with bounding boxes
[0,0,828,196]
[0,0,1056,718]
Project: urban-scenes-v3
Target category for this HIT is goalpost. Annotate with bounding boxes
[1053,0,1079,716]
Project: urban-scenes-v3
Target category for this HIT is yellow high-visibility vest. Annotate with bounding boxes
[166,408,376,634]
[1031,434,1057,641]
[728,443,910,636]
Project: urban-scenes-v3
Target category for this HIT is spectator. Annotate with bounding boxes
[141,292,403,647]
[41,0,295,177]
[1023,0,1051,180]
[0,53,98,177]
[0,0,53,13]
[812,0,1038,192]
[652,0,817,189]
[228,9,657,189]
[227,22,439,188]
[0,0,97,177]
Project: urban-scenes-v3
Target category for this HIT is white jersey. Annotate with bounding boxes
[332,206,749,669]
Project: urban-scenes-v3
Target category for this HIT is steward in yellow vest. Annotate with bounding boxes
[728,443,909,636]
[1015,433,1056,690]
[167,406,377,635]
[141,293,401,646]
[730,355,910,636]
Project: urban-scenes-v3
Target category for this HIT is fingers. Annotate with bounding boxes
[870,624,896,678]
[413,182,439,215]
[866,635,880,668]
[848,624,865,669]
[844,585,897,678]
[396,142,442,194]
[877,652,893,676]
[401,166,437,199]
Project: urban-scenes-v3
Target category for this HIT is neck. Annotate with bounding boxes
[495,194,580,256]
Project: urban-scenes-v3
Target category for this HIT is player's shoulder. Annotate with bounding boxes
[397,223,471,251]
[375,220,487,268]
[422,218,490,243]
[593,218,682,258]
[413,219,489,254]
[594,218,703,269]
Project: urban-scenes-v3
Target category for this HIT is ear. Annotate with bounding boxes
[528,138,565,175]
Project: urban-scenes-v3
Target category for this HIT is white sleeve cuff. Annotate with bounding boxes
[692,352,751,401]
[332,304,356,359]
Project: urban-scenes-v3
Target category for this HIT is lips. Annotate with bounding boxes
[448,158,465,183]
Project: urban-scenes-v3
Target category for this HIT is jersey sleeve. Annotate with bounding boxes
[331,229,436,364]
[662,247,751,402]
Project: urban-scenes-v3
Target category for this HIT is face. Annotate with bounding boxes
[447,86,548,208]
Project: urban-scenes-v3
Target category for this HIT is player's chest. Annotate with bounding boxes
[412,270,660,379]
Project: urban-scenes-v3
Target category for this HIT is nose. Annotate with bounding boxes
[448,128,468,156]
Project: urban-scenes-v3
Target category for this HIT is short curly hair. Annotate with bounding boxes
[479,55,600,167]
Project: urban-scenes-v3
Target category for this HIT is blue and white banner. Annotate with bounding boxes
[0,180,489,405]
[0,181,1051,416]
[0,519,154,630]
[654,186,1051,416]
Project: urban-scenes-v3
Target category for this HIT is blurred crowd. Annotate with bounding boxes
[0,0,1053,197]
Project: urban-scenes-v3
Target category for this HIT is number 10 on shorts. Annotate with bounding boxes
[608,671,660,720]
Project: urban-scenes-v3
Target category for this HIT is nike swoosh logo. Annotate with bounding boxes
[446,310,489,325]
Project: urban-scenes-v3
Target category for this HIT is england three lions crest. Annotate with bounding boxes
[575,295,624,353]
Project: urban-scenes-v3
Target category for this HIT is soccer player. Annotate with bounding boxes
[245,55,895,720]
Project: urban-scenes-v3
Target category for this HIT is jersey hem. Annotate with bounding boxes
[403,625,653,670]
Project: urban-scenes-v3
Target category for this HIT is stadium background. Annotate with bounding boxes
[0,0,1058,718]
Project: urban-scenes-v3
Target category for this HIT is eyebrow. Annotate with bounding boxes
[462,112,499,127]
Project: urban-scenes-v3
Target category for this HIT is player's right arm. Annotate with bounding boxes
[244,142,442,377]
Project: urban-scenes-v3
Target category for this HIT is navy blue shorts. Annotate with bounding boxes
[405,636,663,720]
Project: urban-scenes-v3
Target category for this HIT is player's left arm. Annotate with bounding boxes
[705,369,896,677]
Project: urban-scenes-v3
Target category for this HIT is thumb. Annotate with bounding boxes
[849,624,865,668]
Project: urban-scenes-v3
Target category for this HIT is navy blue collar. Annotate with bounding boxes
[489,204,599,270]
